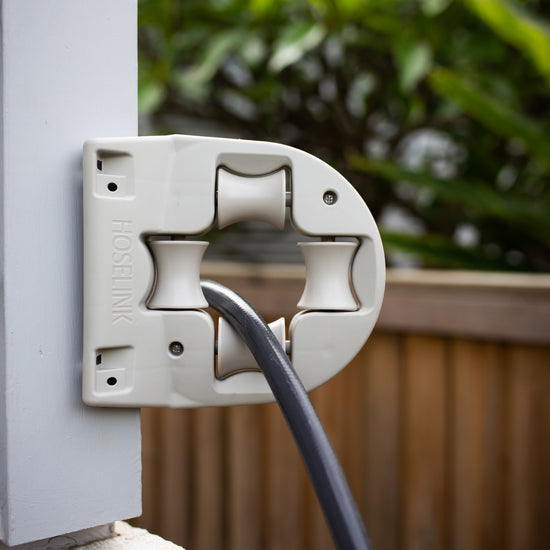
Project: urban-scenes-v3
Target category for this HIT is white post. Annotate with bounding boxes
[0,0,141,545]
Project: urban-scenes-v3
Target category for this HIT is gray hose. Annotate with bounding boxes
[201,280,373,550]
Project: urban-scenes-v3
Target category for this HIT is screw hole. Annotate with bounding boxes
[107,182,118,192]
[323,190,338,205]
[169,341,184,356]
[107,377,118,386]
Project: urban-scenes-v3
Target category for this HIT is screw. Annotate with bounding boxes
[169,341,184,356]
[107,182,118,192]
[323,190,337,205]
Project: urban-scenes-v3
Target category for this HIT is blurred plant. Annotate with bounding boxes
[139,0,550,271]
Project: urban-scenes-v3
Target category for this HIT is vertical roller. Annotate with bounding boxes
[217,167,286,229]
[297,241,359,311]
[147,239,209,309]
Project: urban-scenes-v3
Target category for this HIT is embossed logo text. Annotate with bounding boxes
[111,220,134,324]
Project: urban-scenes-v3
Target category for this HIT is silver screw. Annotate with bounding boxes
[169,341,184,356]
[323,191,338,205]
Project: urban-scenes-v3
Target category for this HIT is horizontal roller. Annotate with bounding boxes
[217,167,286,229]
[217,316,286,379]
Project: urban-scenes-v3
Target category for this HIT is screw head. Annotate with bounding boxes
[323,190,338,205]
[169,341,184,356]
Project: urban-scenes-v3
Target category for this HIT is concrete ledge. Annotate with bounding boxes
[74,522,184,550]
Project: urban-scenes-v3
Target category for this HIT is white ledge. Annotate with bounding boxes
[74,523,184,550]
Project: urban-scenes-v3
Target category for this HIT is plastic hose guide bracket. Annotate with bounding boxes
[83,135,385,407]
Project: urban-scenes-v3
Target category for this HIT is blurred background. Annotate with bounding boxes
[132,1,550,549]
[138,0,549,271]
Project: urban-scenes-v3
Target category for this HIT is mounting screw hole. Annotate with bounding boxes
[107,182,118,192]
[169,341,184,356]
[107,376,118,386]
[323,190,338,205]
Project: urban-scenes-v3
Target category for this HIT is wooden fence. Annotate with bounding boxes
[132,266,550,550]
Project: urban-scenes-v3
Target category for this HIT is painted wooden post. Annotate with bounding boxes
[0,0,141,545]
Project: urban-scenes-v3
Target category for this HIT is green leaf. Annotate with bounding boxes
[419,0,452,16]
[331,0,374,17]
[268,21,327,72]
[350,156,550,243]
[394,42,433,92]
[239,34,267,66]
[381,231,510,270]
[248,0,278,17]
[176,29,244,98]
[138,80,166,115]
[464,0,550,86]
[429,68,550,169]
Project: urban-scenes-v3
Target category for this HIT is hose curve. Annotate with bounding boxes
[201,279,373,550]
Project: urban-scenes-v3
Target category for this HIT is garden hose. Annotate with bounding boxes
[201,279,373,550]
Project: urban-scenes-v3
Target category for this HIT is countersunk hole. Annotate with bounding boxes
[107,377,118,386]
[97,159,103,171]
[323,190,338,205]
[107,182,118,192]
[169,341,184,356]
[96,354,102,365]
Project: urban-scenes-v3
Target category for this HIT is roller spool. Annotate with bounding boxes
[297,241,359,311]
[147,239,209,309]
[217,316,286,379]
[217,167,286,229]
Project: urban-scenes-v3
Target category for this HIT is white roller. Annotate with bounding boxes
[217,167,286,229]
[217,316,286,379]
[297,241,359,311]
[147,240,208,309]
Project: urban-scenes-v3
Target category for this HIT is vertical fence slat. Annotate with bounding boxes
[450,340,506,550]
[156,409,191,545]
[402,334,448,550]
[227,405,264,550]
[190,407,225,550]
[363,332,402,550]
[265,402,306,550]
[507,345,550,550]
[340,353,369,521]
[308,372,348,550]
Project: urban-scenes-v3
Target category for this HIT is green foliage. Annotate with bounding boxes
[429,68,550,168]
[464,0,550,86]
[138,0,550,271]
[269,21,327,72]
[350,156,550,243]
